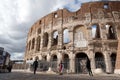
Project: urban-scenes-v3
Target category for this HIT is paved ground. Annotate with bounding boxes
[0,71,120,80]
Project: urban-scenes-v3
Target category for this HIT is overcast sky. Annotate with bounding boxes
[0,0,116,60]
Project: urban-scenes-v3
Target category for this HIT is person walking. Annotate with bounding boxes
[86,56,93,76]
[59,61,64,75]
[33,59,38,74]
[7,61,12,72]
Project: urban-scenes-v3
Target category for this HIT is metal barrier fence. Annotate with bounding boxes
[13,58,116,74]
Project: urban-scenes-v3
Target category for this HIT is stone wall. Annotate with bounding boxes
[24,1,120,74]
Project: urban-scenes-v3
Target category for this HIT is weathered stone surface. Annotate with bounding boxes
[24,1,120,74]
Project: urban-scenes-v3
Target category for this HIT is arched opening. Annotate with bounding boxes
[63,29,70,44]
[108,26,116,39]
[32,38,35,49]
[29,41,31,51]
[43,56,47,61]
[51,55,57,72]
[37,28,41,34]
[110,53,116,73]
[95,52,106,72]
[52,55,57,61]
[43,32,49,47]
[106,24,116,39]
[36,36,41,51]
[52,31,58,46]
[63,54,69,71]
[73,25,87,47]
[30,58,33,60]
[75,53,88,73]
[91,24,100,39]
[35,56,39,60]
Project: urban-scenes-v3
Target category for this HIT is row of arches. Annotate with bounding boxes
[27,28,70,51]
[27,51,116,74]
[92,24,116,39]
[50,52,116,73]
[27,24,117,51]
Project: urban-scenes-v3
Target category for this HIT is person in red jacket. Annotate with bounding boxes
[59,61,64,75]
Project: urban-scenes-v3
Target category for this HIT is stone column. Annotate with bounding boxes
[89,50,96,72]
[34,38,37,52]
[104,51,112,73]
[69,53,75,73]
[58,30,63,49]
[115,40,120,74]
[115,25,120,74]
[38,55,42,60]
[46,54,53,72]
[57,52,63,64]
[69,27,74,46]
[48,32,52,49]
[40,34,44,50]
[99,23,107,40]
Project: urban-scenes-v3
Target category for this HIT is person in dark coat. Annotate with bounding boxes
[33,59,38,74]
[86,57,93,76]
[7,61,12,72]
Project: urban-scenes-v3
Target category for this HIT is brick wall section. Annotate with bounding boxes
[116,40,120,69]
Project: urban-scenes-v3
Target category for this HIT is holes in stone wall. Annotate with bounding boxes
[39,20,41,24]
[104,3,109,9]
[37,28,41,34]
[105,24,116,39]
[91,24,101,39]
[32,38,35,49]
[36,36,41,51]
[52,31,58,46]
[54,13,58,18]
[43,32,49,47]
[63,29,70,44]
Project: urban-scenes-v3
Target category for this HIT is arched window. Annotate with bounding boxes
[43,32,49,47]
[106,25,116,39]
[29,41,31,50]
[52,31,58,46]
[36,36,41,51]
[91,24,100,39]
[63,54,69,69]
[63,29,70,44]
[110,53,116,73]
[54,13,58,18]
[104,3,109,9]
[95,52,106,72]
[37,28,41,34]
[32,38,35,49]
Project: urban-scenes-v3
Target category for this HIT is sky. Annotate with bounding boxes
[0,0,116,60]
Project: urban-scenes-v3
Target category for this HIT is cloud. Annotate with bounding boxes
[0,0,95,60]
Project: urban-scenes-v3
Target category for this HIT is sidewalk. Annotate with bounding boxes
[12,69,120,77]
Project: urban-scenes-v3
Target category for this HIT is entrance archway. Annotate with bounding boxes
[95,52,106,72]
[110,53,116,73]
[63,54,69,71]
[51,55,57,72]
[75,53,88,74]
[43,56,47,61]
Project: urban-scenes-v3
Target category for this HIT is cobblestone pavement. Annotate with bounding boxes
[0,71,120,80]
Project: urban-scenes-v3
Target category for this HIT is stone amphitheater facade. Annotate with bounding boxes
[24,1,120,74]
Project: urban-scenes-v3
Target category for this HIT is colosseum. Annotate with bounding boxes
[24,1,120,74]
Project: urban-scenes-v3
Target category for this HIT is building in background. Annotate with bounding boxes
[24,1,120,74]
[0,47,11,72]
